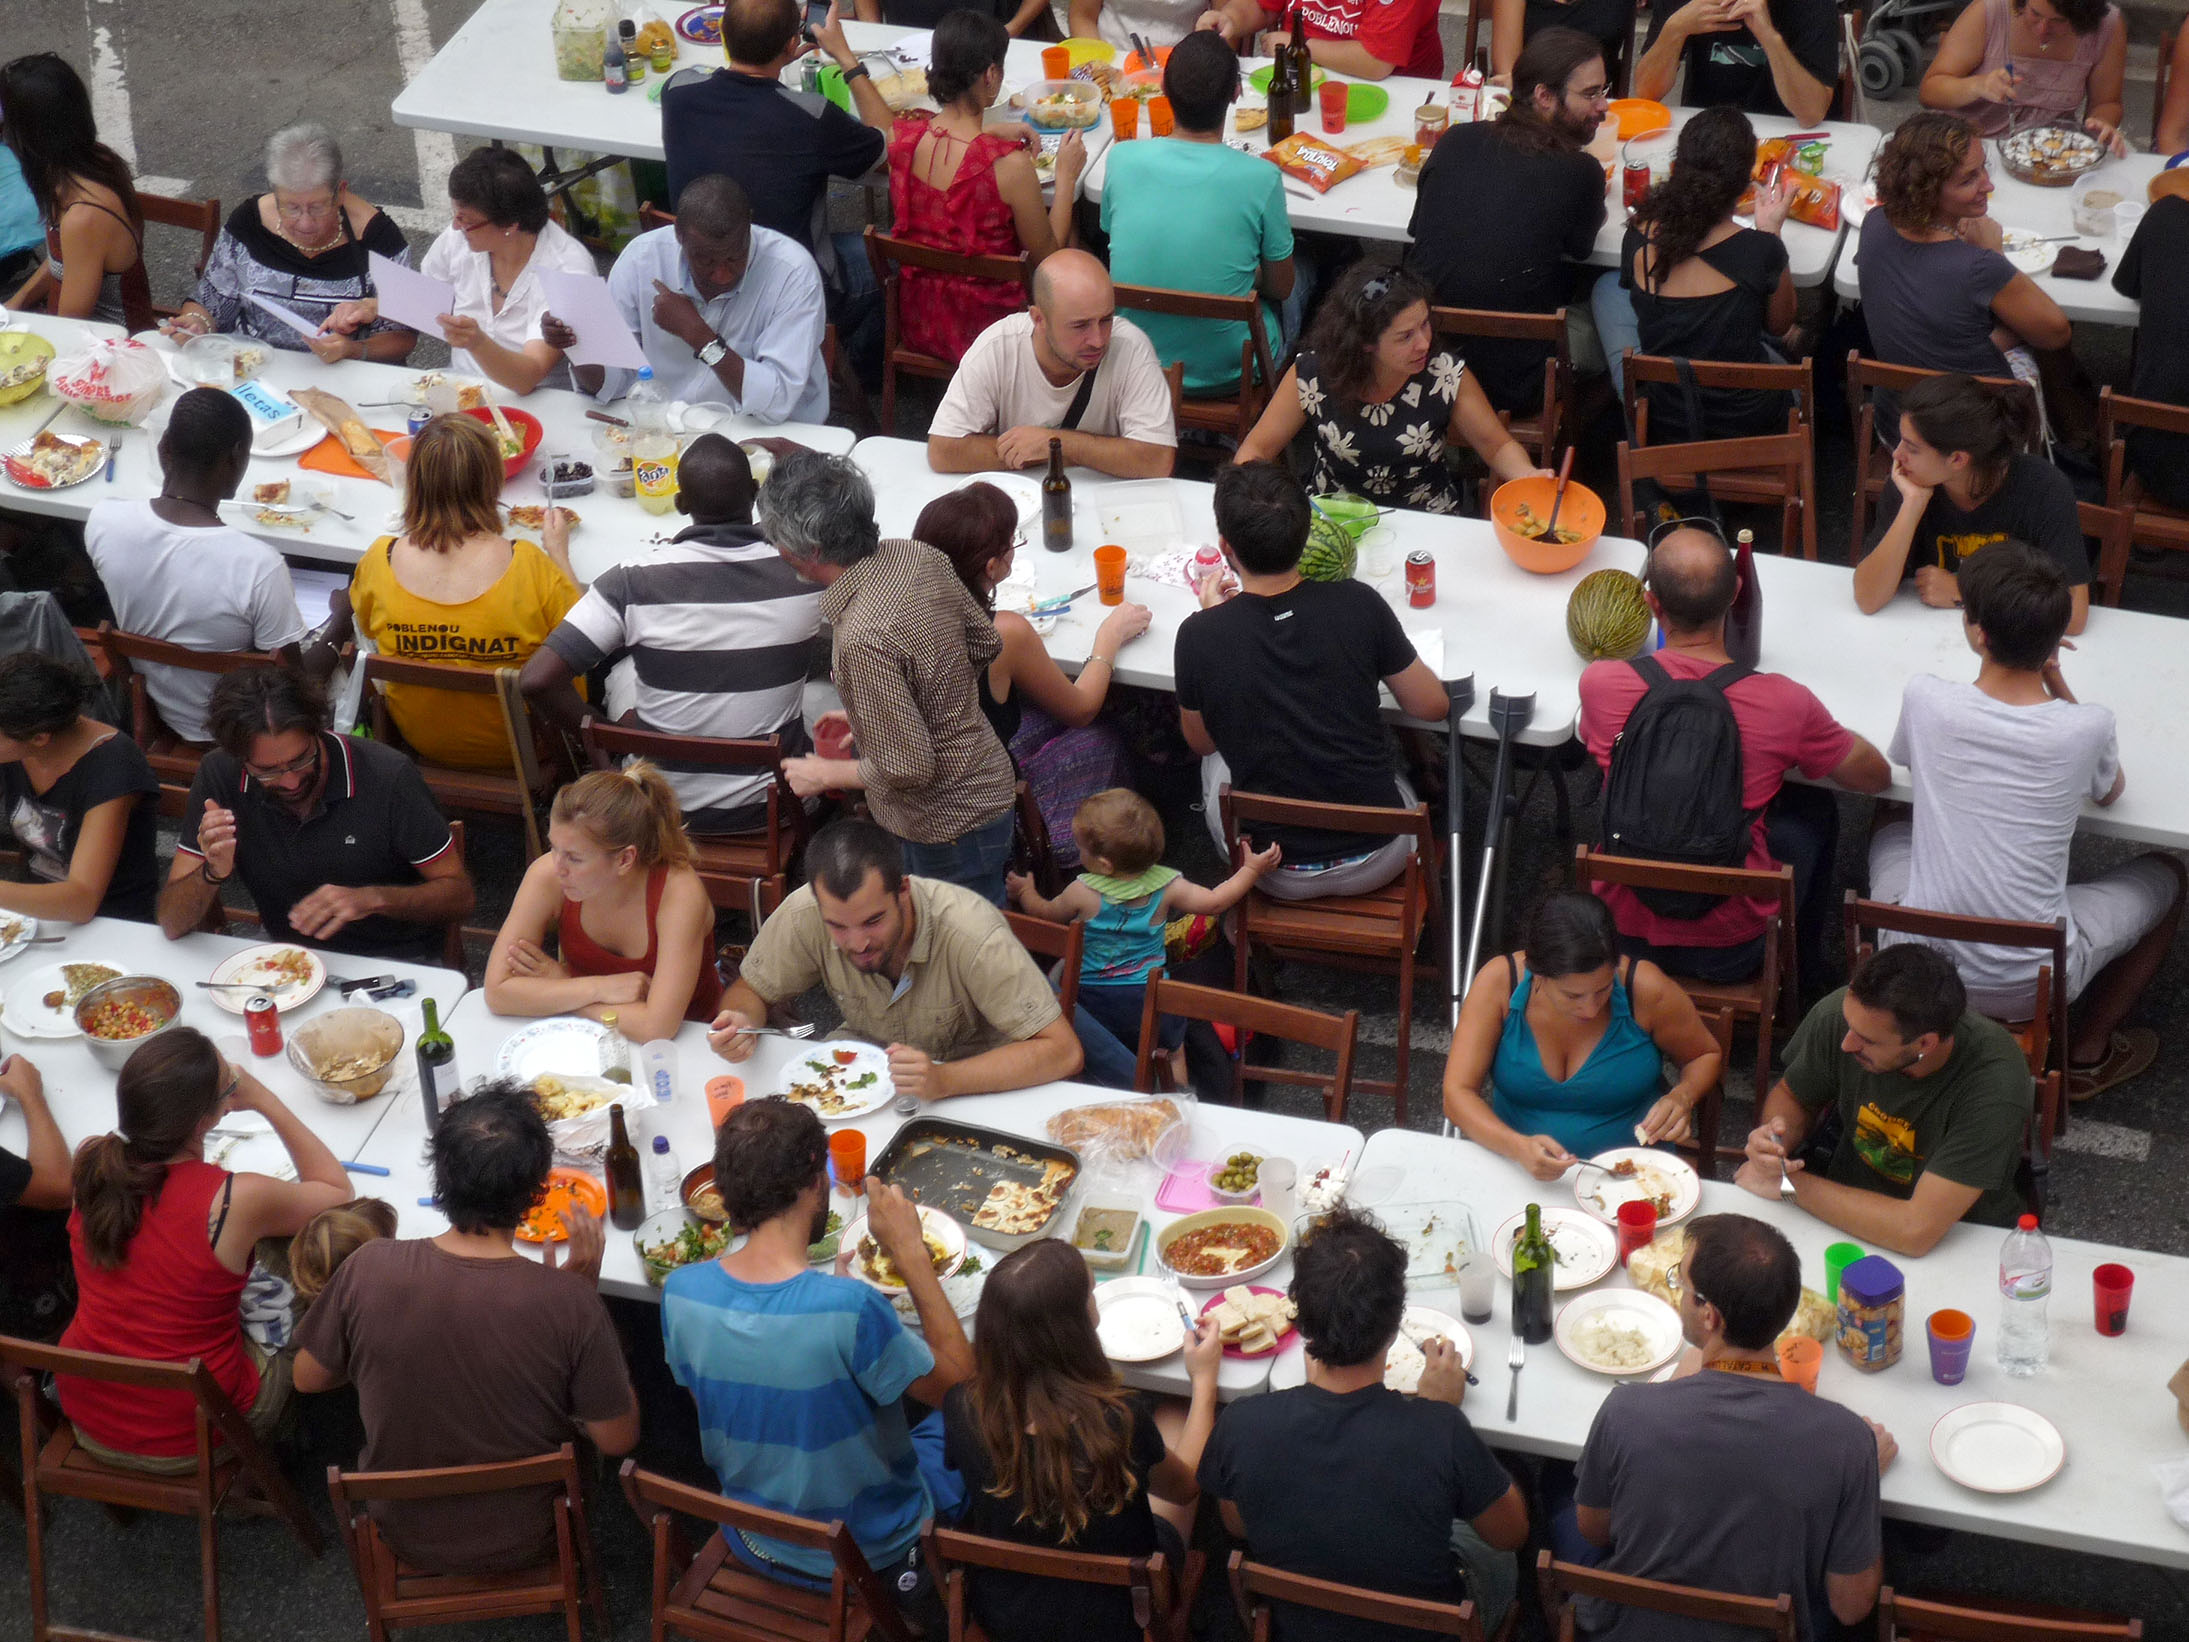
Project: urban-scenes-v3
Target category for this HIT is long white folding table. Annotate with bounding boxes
[352,995,1361,1400]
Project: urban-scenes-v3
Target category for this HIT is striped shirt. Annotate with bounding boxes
[661,1263,935,1579]
[544,522,823,825]
[822,538,1015,845]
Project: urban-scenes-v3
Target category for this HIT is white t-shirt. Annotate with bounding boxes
[84,500,311,743]
[1094,0,1216,49]
[418,218,597,378]
[1888,671,2121,996]
[930,311,1177,449]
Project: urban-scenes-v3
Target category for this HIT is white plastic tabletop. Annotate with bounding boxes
[1350,1124,2189,1571]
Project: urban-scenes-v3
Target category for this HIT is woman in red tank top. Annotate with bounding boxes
[58,1027,354,1466]
[486,760,724,1040]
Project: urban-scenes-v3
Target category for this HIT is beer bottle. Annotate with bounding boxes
[1269,44,1295,144]
[1042,438,1072,551]
[605,1105,646,1230]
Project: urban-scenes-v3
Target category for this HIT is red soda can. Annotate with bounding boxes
[244,993,283,1056]
[1623,157,1652,211]
[1405,549,1436,608]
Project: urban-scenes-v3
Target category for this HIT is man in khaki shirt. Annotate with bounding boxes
[710,820,1083,1099]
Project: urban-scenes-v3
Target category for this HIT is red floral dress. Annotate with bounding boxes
[887,117,1028,364]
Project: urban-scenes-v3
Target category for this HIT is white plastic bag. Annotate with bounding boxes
[48,336,169,425]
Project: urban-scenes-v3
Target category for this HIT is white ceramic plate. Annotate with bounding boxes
[1573,1147,1702,1227]
[1095,1276,1188,1363]
[207,942,326,1014]
[0,914,37,966]
[778,1041,895,1123]
[1495,1207,1616,1291]
[1997,226,2064,275]
[399,371,484,407]
[971,471,1042,527]
[1554,1288,1684,1376]
[1385,1305,1474,1394]
[254,420,329,458]
[4,431,107,491]
[496,1016,615,1081]
[2,958,126,1039]
[841,1204,968,1293]
[1930,1402,2066,1494]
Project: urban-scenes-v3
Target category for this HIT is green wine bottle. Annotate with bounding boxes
[1511,1202,1555,1345]
[416,997,459,1132]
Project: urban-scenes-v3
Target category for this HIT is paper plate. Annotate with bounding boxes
[1554,1288,1684,1376]
[1930,1403,2066,1493]
[496,1016,615,1081]
[207,942,326,1014]
[515,1168,606,1243]
[1385,1305,1474,1393]
[1573,1147,1702,1227]
[1096,1276,1188,1362]
[255,421,328,458]
[1494,1206,1615,1290]
[2,958,126,1039]
[1997,226,2062,275]
[1057,36,1115,66]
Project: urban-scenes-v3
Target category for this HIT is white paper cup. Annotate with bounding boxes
[2115,199,2147,241]
[1258,1157,1299,1222]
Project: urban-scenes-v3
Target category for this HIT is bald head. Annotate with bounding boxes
[723,0,800,67]
[1646,528,1739,634]
[1030,250,1116,377]
[675,433,756,524]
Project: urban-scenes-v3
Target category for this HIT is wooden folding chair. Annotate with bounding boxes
[1679,1006,1737,1179]
[138,191,221,319]
[1231,1549,1513,1642]
[2098,388,2189,564]
[579,716,808,930]
[925,1522,1199,1642]
[1616,429,1809,557]
[1430,305,1573,467]
[2,1336,323,1642]
[864,227,1033,435]
[1621,354,1818,557]
[1574,845,1798,1108]
[360,655,549,861]
[1219,788,1440,1124]
[328,1443,605,1642]
[1134,977,1359,1122]
[1009,779,1064,901]
[2079,499,2133,608]
[1113,282,1278,443]
[94,623,275,809]
[1006,910,1083,1023]
[619,1459,916,1642]
[1538,1552,1797,1642]
[1845,355,2038,564]
[1877,1586,2142,1640]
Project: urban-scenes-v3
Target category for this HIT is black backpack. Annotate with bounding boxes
[1599,654,1758,920]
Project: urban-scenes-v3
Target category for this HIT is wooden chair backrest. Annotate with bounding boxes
[1006,910,1083,1023]
[1133,978,1358,1109]
[139,191,221,316]
[1877,1587,2143,1641]
[1622,352,1816,443]
[864,225,1035,291]
[95,621,274,763]
[1539,1552,1798,1642]
[1841,892,2068,1074]
[1576,846,1795,909]
[1231,1551,1484,1642]
[1430,303,1572,455]
[579,714,802,867]
[1218,789,1436,847]
[928,1524,1177,1642]
[2153,24,2177,150]
[2078,499,2132,608]
[2098,384,2189,444]
[1615,429,1808,551]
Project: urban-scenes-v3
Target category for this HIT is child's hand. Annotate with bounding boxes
[1243,839,1282,875]
[1004,871,1032,905]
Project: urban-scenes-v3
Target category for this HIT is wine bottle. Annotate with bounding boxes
[416,997,460,1133]
[1289,4,1313,109]
[1511,1202,1555,1345]
[1725,527,1763,669]
[605,1104,646,1230]
[1042,438,1072,551]
[1269,44,1295,144]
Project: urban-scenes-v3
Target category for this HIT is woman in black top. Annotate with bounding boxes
[1599,106,1796,438]
[0,652,161,923]
[1491,0,1637,79]
[941,1239,1221,1642]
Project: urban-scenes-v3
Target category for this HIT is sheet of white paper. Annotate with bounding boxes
[245,291,325,341]
[535,269,649,370]
[367,251,458,337]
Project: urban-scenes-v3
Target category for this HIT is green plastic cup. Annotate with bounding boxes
[1824,1241,1866,1305]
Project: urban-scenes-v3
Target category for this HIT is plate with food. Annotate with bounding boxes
[1095,1275,1188,1362]
[400,370,488,410]
[1200,1283,1297,1358]
[497,1016,617,1082]
[843,1203,967,1292]
[1929,1402,2066,1494]
[4,429,107,491]
[1554,1288,1684,1376]
[1999,123,2105,187]
[1156,1206,1289,1290]
[3,959,125,1038]
[675,4,722,43]
[1574,1147,1701,1226]
[1384,1305,1474,1394]
[0,914,37,966]
[515,1167,607,1243]
[1996,226,2067,275]
[505,503,579,533]
[206,943,325,1013]
[780,1042,894,1122]
[1493,1206,1616,1291]
[531,1071,621,1123]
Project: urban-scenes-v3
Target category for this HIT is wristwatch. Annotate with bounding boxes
[841,61,871,82]
[698,338,728,367]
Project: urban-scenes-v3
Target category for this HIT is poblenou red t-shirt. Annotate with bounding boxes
[1296,0,1445,78]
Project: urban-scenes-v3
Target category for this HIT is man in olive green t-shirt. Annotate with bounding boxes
[1736,944,2032,1255]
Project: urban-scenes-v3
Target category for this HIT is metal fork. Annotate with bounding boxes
[1505,1334,1525,1420]
[743,1023,819,1041]
[1780,1160,1799,1200]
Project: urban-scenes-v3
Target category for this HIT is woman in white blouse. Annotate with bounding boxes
[324,147,594,396]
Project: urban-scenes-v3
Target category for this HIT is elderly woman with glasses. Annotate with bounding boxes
[166,123,417,365]
[1233,262,1546,515]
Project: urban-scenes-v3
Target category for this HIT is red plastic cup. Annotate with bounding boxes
[1615,1198,1657,1266]
[2094,1263,2133,1335]
[829,1129,867,1197]
[1319,81,1348,134]
[814,712,854,760]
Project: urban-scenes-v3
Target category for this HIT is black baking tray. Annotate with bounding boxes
[871,1118,1082,1251]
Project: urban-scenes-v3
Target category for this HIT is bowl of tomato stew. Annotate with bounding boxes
[75,976,183,1070]
[1156,1206,1290,1290]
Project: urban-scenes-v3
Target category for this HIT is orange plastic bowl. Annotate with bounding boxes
[460,404,545,479]
[1121,45,1172,73]
[1608,98,1672,140]
[1491,475,1606,574]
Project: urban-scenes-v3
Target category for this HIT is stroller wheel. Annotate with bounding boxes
[1858,39,1905,97]
[1884,27,1927,76]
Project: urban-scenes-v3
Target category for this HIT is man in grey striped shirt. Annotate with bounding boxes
[520,436,823,833]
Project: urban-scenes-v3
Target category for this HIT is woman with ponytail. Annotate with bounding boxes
[56,1028,351,1469]
[487,761,722,1038]
[1594,106,1797,437]
[1853,371,2089,634]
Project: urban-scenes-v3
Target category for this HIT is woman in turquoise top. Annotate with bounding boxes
[1442,893,1722,1178]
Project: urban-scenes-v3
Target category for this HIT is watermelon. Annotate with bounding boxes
[1566,568,1651,661]
[1300,513,1358,581]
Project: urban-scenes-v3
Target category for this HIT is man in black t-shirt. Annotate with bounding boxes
[1200,1207,1527,1642]
[1635,0,1839,122]
[1175,463,1448,900]
[2111,189,2189,512]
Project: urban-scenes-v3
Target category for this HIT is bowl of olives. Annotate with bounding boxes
[1206,1152,1264,1205]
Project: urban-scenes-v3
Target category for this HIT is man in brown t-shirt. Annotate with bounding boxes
[294,1083,639,1574]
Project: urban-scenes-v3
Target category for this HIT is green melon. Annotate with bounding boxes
[1566,568,1651,661]
[1300,513,1358,582]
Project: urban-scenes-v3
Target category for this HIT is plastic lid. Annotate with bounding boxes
[636,367,654,381]
[1838,1253,1904,1305]
[652,1135,670,1153]
[2018,1213,2039,1229]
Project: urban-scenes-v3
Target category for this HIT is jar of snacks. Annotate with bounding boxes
[1413,103,1449,149]
[1836,1254,1905,1373]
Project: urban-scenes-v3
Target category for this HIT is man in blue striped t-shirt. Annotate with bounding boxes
[662,1099,971,1589]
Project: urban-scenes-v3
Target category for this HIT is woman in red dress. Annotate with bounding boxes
[888,9,1084,364]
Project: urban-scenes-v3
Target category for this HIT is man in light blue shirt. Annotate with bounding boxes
[568,174,829,423]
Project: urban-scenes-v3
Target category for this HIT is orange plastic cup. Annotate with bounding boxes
[1041,44,1071,78]
[705,1075,745,1129]
[1112,96,1139,140]
[1094,543,1128,606]
[1319,81,1349,133]
[1775,1335,1823,1393]
[1149,95,1174,136]
[829,1129,867,1195]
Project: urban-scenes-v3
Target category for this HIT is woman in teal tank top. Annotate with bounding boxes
[1441,893,1724,1177]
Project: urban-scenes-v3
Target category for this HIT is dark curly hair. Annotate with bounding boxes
[1876,111,1979,232]
[431,1080,554,1235]
[1289,1205,1407,1368]
[2015,0,2110,33]
[1630,106,1757,289]
[1304,262,1435,409]
[711,1097,828,1234]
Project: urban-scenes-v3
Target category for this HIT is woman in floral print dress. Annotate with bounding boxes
[1235,264,1546,513]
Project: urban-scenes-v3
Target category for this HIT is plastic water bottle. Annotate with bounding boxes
[1997,1212,2052,1377]
[640,1040,677,1105]
[626,367,666,436]
[649,1134,681,1214]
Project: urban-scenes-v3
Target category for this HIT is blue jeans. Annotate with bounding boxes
[1593,275,1641,399]
[898,811,1014,906]
[1071,1002,1141,1089]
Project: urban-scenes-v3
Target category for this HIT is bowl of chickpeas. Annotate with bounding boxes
[74,976,182,1071]
[1206,1152,1264,1205]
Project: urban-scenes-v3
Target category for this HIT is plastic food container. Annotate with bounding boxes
[1836,1254,1906,1372]
[1070,1193,1145,1273]
[286,1007,405,1104]
[552,0,610,80]
[1018,79,1104,130]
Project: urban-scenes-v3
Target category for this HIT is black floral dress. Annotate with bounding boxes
[1294,347,1469,515]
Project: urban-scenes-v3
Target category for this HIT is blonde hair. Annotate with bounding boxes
[289,1197,398,1306]
[551,760,693,869]
[401,413,506,552]
[1072,788,1164,877]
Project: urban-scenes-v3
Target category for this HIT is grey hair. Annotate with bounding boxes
[759,451,880,568]
[265,123,343,194]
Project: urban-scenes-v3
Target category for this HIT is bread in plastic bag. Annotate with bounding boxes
[47,336,168,426]
[1045,1095,1188,1170]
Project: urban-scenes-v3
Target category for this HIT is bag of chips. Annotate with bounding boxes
[1737,165,1843,231]
[1264,134,1362,193]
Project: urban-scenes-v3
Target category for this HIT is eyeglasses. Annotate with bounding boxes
[218,1068,241,1104]
[273,193,339,222]
[245,742,321,782]
[1570,82,1612,102]
[1009,530,1027,552]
